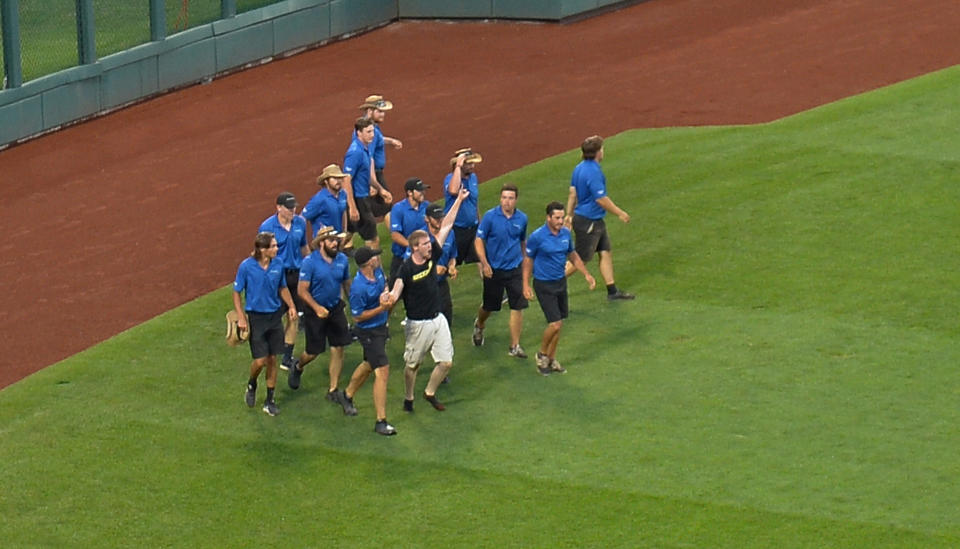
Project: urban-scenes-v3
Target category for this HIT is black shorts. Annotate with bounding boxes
[284,269,301,312]
[482,266,528,312]
[347,196,380,241]
[248,309,285,359]
[302,301,352,355]
[572,214,611,263]
[453,225,479,264]
[438,277,453,326]
[355,324,390,369]
[534,278,568,323]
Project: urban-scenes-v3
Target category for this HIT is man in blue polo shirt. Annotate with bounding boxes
[564,134,634,301]
[389,177,429,282]
[287,227,353,406]
[444,149,483,268]
[342,246,398,436]
[523,202,596,376]
[233,232,297,416]
[473,183,529,358]
[360,95,403,195]
[343,117,393,249]
[302,163,349,239]
[288,226,354,412]
[259,191,309,370]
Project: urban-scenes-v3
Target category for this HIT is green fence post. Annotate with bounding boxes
[149,0,167,41]
[222,0,237,19]
[1,0,23,88]
[75,0,96,64]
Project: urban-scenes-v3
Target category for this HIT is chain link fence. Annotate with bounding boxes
[4,0,289,84]
[18,0,78,82]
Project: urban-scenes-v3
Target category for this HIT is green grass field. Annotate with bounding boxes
[2,65,959,547]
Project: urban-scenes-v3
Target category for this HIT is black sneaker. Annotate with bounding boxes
[280,356,299,372]
[326,389,341,404]
[403,399,414,413]
[375,420,397,436]
[245,385,256,407]
[340,394,358,416]
[423,392,446,411]
[472,319,484,346]
[262,400,279,416]
[607,290,635,301]
[288,365,302,390]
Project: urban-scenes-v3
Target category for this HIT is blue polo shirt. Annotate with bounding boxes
[435,229,457,281]
[442,172,480,228]
[477,205,527,271]
[259,214,307,270]
[234,256,287,313]
[343,135,373,198]
[302,187,348,236]
[372,125,386,170]
[389,199,428,258]
[570,159,608,220]
[299,251,350,309]
[525,224,574,282]
[349,267,388,329]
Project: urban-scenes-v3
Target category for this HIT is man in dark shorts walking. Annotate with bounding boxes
[233,232,297,416]
[523,202,596,375]
[259,192,309,370]
[386,187,469,413]
[359,94,403,195]
[288,227,354,408]
[342,246,398,435]
[564,135,634,301]
[473,183,529,359]
[343,117,393,250]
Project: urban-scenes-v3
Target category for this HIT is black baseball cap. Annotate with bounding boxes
[404,178,429,192]
[355,246,382,266]
[425,203,445,219]
[276,192,297,209]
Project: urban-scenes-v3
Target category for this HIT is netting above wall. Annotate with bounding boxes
[18,0,77,82]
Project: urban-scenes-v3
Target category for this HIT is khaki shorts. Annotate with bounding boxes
[403,314,454,366]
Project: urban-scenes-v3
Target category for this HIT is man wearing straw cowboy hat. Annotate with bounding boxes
[302,164,349,240]
[288,227,355,413]
[443,149,483,268]
[359,94,403,196]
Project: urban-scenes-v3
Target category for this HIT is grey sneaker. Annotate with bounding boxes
[340,393,358,416]
[375,420,397,436]
[288,365,302,390]
[536,353,552,376]
[550,358,567,374]
[508,344,528,359]
[472,319,484,346]
[245,385,256,407]
[262,399,279,416]
[607,290,635,301]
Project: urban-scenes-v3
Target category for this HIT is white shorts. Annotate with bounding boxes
[403,314,454,367]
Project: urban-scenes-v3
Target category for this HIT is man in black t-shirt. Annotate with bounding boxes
[387,187,468,412]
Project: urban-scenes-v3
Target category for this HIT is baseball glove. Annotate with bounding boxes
[225,310,249,347]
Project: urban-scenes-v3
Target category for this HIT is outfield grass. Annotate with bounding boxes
[2,65,960,547]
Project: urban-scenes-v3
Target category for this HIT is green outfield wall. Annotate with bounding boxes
[0,0,636,148]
